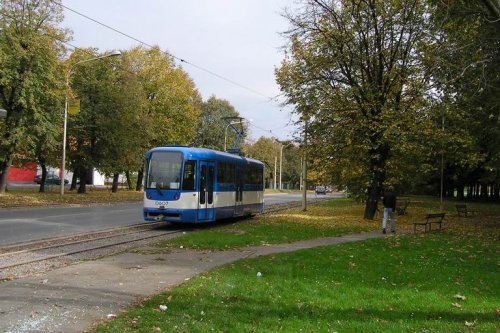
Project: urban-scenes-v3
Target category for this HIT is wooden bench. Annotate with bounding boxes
[413,213,446,233]
[396,197,410,215]
[456,204,478,217]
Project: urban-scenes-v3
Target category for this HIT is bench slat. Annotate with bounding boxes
[456,204,478,217]
[414,213,445,233]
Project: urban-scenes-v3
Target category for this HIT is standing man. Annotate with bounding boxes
[382,186,396,234]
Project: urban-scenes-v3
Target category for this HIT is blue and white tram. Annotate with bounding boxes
[143,146,264,223]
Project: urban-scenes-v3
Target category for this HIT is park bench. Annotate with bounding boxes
[413,212,446,233]
[396,197,410,215]
[456,204,478,217]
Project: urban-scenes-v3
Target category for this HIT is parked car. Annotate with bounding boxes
[315,185,327,195]
[34,174,69,185]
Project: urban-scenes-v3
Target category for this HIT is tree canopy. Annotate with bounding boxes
[0,0,66,193]
[277,0,438,218]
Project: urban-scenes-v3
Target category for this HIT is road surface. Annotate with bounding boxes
[0,192,341,246]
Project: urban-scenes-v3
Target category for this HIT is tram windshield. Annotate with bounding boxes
[146,152,183,189]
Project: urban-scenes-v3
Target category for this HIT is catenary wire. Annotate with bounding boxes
[50,0,276,101]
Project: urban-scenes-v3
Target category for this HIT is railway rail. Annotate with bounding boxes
[0,198,330,280]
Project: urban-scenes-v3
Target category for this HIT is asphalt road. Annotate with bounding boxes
[0,192,341,246]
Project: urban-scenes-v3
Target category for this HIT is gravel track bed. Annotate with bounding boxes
[0,222,163,255]
[0,229,181,281]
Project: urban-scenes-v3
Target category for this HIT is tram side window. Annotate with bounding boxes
[182,160,196,190]
[217,162,236,186]
[244,165,263,186]
[217,162,226,183]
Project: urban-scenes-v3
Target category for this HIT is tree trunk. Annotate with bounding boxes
[457,185,465,200]
[480,183,487,198]
[77,168,87,194]
[125,170,133,190]
[136,169,144,191]
[0,158,12,194]
[70,171,78,191]
[111,173,119,193]
[39,164,47,193]
[364,184,381,220]
[363,143,388,220]
[493,185,499,201]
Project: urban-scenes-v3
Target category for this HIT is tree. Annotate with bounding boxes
[123,46,202,190]
[0,0,65,194]
[244,138,301,189]
[193,96,245,150]
[245,137,281,188]
[93,52,145,193]
[276,0,436,218]
[428,0,500,201]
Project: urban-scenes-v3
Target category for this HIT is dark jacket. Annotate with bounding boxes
[382,191,397,210]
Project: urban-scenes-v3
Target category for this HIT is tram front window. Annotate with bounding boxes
[146,152,183,189]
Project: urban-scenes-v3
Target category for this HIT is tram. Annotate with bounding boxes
[143,146,264,223]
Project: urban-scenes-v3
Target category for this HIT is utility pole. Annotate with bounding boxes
[279,144,284,190]
[274,156,277,190]
[440,111,445,211]
[299,157,303,191]
[302,119,308,211]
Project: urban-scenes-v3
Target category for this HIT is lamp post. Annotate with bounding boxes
[279,144,284,190]
[60,51,121,195]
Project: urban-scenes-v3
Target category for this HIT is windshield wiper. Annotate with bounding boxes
[156,183,164,196]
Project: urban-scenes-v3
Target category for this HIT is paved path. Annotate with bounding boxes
[0,231,386,333]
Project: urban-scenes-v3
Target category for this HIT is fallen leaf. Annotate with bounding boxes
[452,303,461,308]
[465,321,476,327]
[454,294,466,301]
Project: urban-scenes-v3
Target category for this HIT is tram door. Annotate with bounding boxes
[198,161,215,221]
[234,165,244,216]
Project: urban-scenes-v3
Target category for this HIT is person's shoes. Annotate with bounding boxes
[391,230,396,233]
[383,228,386,234]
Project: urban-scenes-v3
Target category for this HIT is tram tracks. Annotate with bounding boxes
[0,223,185,280]
[0,198,331,280]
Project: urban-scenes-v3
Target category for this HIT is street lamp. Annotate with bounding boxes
[279,144,284,190]
[60,51,121,195]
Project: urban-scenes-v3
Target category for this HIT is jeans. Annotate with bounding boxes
[382,208,395,231]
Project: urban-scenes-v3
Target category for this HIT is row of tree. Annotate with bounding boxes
[276,0,500,218]
[0,0,248,194]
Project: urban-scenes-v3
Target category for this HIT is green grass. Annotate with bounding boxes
[94,198,499,333]
[95,229,499,332]
[158,198,377,250]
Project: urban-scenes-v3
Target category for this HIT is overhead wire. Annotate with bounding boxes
[50,0,294,134]
[50,0,276,101]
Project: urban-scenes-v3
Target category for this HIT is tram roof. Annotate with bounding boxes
[146,146,263,165]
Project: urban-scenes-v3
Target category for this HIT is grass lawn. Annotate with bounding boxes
[0,188,143,208]
[158,198,378,250]
[95,198,499,333]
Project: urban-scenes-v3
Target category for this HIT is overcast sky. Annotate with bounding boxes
[60,0,298,142]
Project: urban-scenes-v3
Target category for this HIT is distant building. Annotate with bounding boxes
[7,163,37,182]
[7,163,106,186]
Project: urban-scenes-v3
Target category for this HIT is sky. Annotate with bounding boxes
[60,0,299,142]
